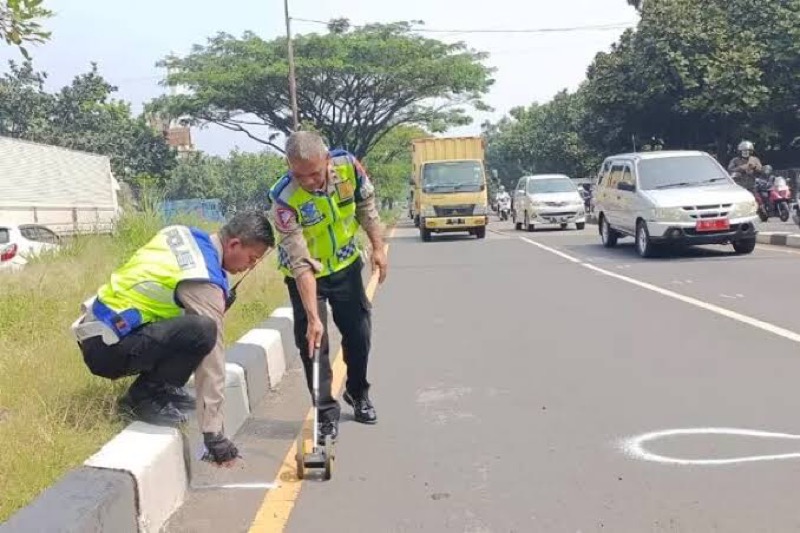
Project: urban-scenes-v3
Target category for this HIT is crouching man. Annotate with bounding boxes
[71,210,274,466]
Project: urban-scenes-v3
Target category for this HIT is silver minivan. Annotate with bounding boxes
[512,174,586,231]
[593,150,759,257]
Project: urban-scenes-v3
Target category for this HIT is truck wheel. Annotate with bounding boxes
[733,238,756,254]
[420,227,432,242]
[475,227,486,239]
[414,215,420,228]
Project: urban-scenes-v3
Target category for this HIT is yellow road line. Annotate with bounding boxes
[249,231,394,533]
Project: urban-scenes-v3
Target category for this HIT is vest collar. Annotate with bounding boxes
[211,234,224,269]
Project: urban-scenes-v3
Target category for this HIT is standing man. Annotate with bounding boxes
[268,131,387,444]
[72,211,274,466]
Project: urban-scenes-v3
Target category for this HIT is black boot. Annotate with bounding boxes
[343,390,377,424]
[156,383,196,411]
[119,380,188,426]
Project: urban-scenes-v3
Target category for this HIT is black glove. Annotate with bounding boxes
[201,432,240,464]
[224,287,237,312]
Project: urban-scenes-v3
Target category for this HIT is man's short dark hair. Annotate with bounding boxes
[220,210,275,247]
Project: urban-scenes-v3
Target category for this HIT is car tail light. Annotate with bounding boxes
[1,244,17,262]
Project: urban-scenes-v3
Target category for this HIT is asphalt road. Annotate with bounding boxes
[169,217,800,533]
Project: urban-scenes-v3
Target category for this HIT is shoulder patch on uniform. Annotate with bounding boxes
[274,206,296,231]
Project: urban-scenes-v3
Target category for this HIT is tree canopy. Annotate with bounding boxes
[0,0,51,58]
[155,20,494,158]
[486,0,800,179]
[0,61,177,183]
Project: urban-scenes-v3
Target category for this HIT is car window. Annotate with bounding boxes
[527,178,576,194]
[619,165,634,189]
[637,155,731,190]
[516,179,525,192]
[597,161,611,186]
[19,225,39,241]
[607,165,624,189]
[35,226,59,244]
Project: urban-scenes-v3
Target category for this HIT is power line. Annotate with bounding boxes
[291,17,635,34]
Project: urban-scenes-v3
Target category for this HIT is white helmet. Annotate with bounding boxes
[738,140,754,154]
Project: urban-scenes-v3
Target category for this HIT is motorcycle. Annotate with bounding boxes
[754,175,791,222]
[497,196,511,221]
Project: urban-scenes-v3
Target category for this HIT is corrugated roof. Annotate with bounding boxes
[0,136,116,207]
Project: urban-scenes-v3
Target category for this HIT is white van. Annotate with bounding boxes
[593,150,759,257]
[512,174,586,231]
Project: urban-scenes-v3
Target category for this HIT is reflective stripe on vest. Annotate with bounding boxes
[94,225,228,338]
[271,153,361,278]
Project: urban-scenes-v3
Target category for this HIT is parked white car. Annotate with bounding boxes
[512,174,586,231]
[593,150,759,258]
[0,223,62,271]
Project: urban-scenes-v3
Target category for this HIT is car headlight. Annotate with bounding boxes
[652,207,687,222]
[731,199,757,218]
[421,205,436,217]
[473,204,487,215]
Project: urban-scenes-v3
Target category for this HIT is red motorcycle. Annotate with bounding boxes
[754,175,791,222]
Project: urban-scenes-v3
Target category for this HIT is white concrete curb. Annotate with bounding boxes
[185,362,251,437]
[84,422,187,533]
[237,328,287,390]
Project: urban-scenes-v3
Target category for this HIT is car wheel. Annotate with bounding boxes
[513,210,522,231]
[733,238,756,254]
[600,216,618,248]
[576,222,585,230]
[525,212,535,232]
[635,220,656,258]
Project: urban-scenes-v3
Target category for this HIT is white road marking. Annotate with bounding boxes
[519,236,800,345]
[620,428,800,466]
[192,482,277,490]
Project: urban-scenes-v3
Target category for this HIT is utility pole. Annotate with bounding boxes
[284,0,300,130]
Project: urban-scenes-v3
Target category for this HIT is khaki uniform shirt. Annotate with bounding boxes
[175,234,227,434]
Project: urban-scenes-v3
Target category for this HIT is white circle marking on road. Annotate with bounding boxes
[619,428,800,466]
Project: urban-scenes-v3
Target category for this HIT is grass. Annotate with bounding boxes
[0,210,284,523]
[0,206,398,522]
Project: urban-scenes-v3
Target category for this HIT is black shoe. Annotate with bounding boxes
[119,394,188,426]
[343,390,377,424]
[157,384,196,411]
[317,418,339,446]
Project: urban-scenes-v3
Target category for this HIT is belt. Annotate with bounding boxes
[71,296,120,346]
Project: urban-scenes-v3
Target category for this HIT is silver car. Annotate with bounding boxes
[593,151,759,257]
[512,174,587,231]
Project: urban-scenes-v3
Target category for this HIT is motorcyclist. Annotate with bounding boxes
[496,185,510,204]
[495,185,511,219]
[728,140,763,178]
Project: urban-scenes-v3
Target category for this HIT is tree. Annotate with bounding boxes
[483,92,600,186]
[0,0,52,58]
[0,60,52,136]
[156,20,494,158]
[363,124,428,205]
[165,150,286,214]
[0,61,177,183]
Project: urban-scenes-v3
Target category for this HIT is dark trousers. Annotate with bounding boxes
[80,315,217,394]
[286,259,372,423]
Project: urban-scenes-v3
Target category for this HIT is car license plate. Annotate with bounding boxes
[696,219,730,232]
[447,218,465,225]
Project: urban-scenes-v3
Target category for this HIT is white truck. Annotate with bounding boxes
[0,136,122,235]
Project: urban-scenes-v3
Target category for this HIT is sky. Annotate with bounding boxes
[0,0,639,156]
